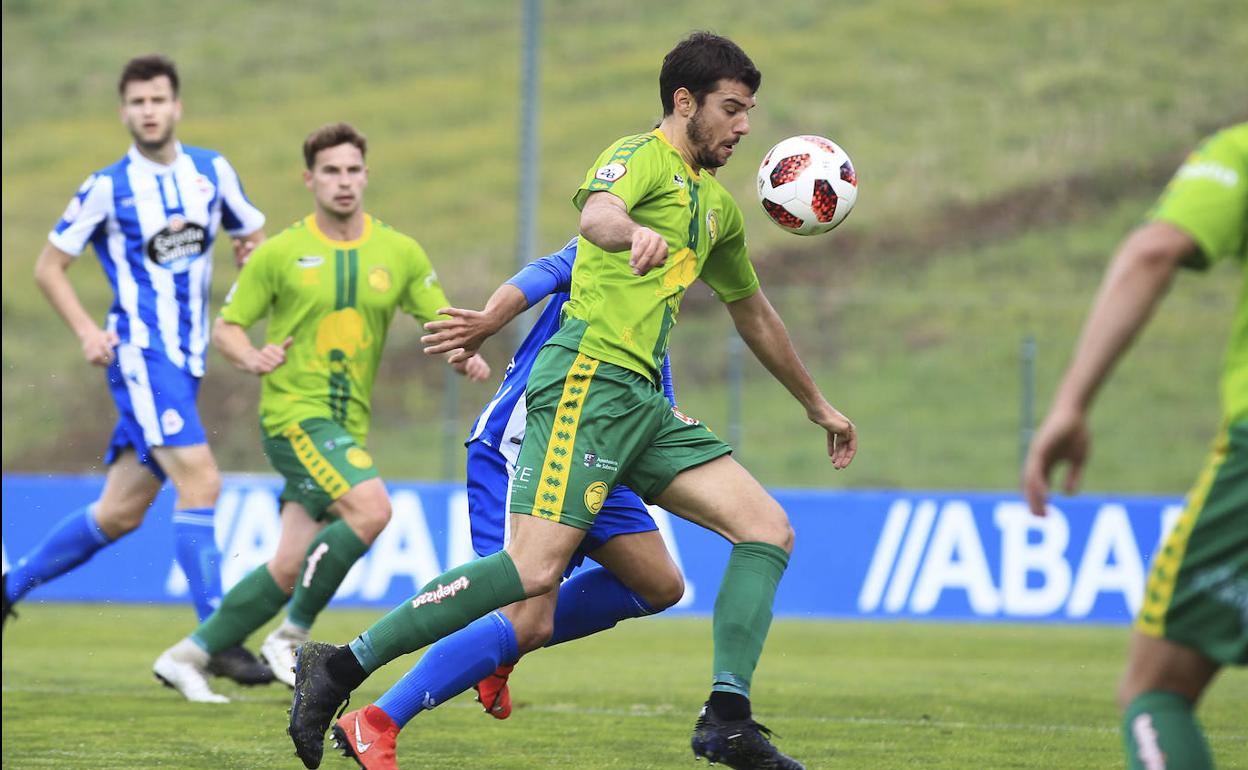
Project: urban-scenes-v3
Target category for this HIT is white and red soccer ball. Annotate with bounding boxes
[756,135,858,236]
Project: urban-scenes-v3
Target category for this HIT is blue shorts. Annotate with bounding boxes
[465,439,658,573]
[104,344,207,481]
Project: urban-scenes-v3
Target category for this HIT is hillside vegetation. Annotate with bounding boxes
[3,0,1246,490]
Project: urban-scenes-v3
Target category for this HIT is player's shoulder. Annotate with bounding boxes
[178,144,227,164]
[599,131,666,164]
[368,216,425,253]
[250,217,312,257]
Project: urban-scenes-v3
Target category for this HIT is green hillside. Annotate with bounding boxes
[3,0,1246,491]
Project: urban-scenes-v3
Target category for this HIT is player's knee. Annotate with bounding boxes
[267,555,303,594]
[515,562,563,597]
[335,491,392,543]
[170,464,221,508]
[94,502,146,537]
[639,569,686,612]
[513,618,555,654]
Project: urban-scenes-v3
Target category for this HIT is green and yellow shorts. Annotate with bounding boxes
[262,418,378,521]
[1136,420,1248,665]
[509,344,731,530]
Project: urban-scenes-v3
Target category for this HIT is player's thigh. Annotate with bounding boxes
[1119,631,1221,707]
[94,449,164,536]
[268,501,328,592]
[328,477,392,542]
[653,454,792,550]
[588,529,684,610]
[150,442,221,502]
[504,513,587,596]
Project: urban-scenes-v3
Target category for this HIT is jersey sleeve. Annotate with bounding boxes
[219,241,275,328]
[400,241,452,324]
[1149,125,1248,270]
[506,237,579,305]
[213,155,266,237]
[700,198,760,302]
[573,135,665,212]
[47,174,113,258]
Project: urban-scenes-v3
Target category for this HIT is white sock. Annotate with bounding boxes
[278,618,310,640]
[172,637,211,666]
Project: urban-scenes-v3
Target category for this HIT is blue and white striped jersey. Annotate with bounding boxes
[468,238,675,467]
[48,143,265,377]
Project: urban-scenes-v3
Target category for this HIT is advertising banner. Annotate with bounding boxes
[1,475,1183,623]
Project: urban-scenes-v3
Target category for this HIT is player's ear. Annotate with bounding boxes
[172,98,183,123]
[303,169,314,190]
[674,87,694,118]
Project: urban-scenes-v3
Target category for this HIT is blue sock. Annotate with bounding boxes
[173,507,223,622]
[376,610,518,728]
[6,505,113,602]
[546,566,654,647]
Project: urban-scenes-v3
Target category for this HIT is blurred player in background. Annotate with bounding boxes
[289,32,856,770]
[330,239,686,769]
[1023,123,1247,770]
[1,54,271,685]
[152,122,489,703]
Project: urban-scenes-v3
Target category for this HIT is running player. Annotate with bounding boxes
[1023,123,1247,770]
[289,33,855,770]
[330,239,686,769]
[151,122,488,703]
[1,54,272,685]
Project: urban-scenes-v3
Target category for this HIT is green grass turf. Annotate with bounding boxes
[2,604,1245,768]
[3,0,1247,491]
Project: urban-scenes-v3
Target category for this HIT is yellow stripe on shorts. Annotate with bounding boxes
[1136,426,1231,637]
[283,423,351,500]
[533,353,600,522]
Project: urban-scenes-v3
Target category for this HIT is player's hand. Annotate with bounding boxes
[232,237,258,267]
[1022,407,1089,517]
[80,327,120,367]
[808,404,857,469]
[423,307,499,361]
[450,352,491,382]
[246,337,293,375]
[629,227,668,276]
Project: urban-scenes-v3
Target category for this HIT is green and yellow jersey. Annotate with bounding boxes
[1149,123,1248,425]
[221,214,450,443]
[555,129,760,383]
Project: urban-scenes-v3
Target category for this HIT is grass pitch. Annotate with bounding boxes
[2,604,1245,769]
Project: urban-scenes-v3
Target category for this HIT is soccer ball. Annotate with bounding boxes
[756,135,858,236]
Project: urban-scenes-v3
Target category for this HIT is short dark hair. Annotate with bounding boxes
[659,32,761,115]
[303,123,368,169]
[118,55,180,97]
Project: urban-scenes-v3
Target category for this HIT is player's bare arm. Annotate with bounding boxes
[422,283,530,361]
[1022,221,1197,516]
[579,191,668,276]
[725,289,857,468]
[211,316,291,375]
[231,228,267,267]
[34,241,119,367]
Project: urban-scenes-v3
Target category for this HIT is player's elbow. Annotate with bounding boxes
[1118,222,1196,275]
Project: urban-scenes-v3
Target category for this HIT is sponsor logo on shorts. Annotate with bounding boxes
[161,408,185,436]
[671,406,700,426]
[582,451,619,471]
[346,447,373,469]
[411,576,471,609]
[594,163,627,183]
[584,481,608,515]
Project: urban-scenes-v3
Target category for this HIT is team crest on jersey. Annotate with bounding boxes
[706,209,720,246]
[297,255,324,268]
[193,174,215,197]
[147,214,207,273]
[594,163,627,183]
[368,266,392,293]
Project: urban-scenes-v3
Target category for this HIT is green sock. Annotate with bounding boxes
[710,541,789,698]
[1123,690,1214,770]
[349,550,526,673]
[287,520,369,629]
[190,565,290,655]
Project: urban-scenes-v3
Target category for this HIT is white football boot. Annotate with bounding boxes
[260,622,309,689]
[153,639,229,704]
